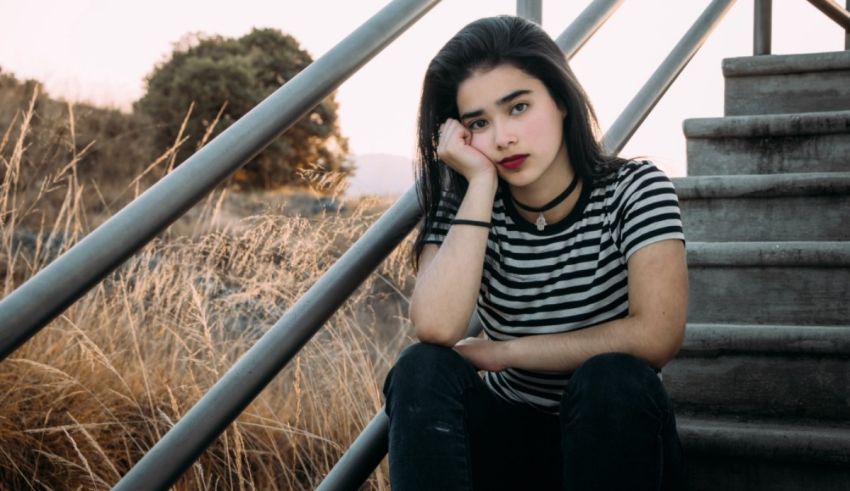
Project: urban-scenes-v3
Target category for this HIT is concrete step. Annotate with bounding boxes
[664,323,850,421]
[679,415,850,491]
[686,241,850,325]
[673,172,850,241]
[723,50,850,116]
[684,110,850,175]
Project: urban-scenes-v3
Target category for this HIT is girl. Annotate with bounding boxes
[382,15,687,490]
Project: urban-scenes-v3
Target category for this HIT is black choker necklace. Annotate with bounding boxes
[511,173,579,231]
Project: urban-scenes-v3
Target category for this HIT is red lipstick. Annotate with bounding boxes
[499,154,527,170]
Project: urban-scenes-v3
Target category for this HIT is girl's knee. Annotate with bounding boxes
[560,352,669,418]
[382,342,479,404]
[393,342,476,379]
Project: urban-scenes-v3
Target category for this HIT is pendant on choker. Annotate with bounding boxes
[511,173,579,232]
[535,213,546,231]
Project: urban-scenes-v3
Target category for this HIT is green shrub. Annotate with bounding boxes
[135,28,353,191]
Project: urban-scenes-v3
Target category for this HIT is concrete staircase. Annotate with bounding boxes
[666,50,850,490]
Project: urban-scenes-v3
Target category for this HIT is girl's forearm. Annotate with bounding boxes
[410,175,497,346]
[500,315,679,373]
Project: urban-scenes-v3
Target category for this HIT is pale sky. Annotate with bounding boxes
[0,0,844,186]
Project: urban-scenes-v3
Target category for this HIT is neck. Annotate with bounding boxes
[509,152,581,226]
[510,167,580,211]
[512,178,583,227]
[509,143,573,207]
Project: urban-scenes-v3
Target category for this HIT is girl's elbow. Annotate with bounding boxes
[413,322,462,347]
[652,321,686,369]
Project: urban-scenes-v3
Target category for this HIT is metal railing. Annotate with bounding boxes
[555,0,624,60]
[0,0,441,362]
[755,0,773,55]
[115,0,850,488]
[318,0,738,488]
[106,3,439,488]
[1,0,847,488]
[755,0,850,53]
[516,0,543,25]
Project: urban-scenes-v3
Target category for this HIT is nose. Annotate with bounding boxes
[494,120,516,150]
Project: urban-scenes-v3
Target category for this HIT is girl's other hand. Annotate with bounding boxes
[453,336,509,372]
[436,118,497,183]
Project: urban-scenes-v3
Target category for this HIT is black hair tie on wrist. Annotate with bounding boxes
[451,219,491,228]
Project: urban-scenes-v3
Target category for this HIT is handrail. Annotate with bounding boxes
[806,0,850,30]
[315,411,389,491]
[317,1,739,489]
[100,1,443,489]
[9,0,841,487]
[756,0,850,53]
[603,0,737,154]
[516,0,542,25]
[0,0,439,363]
[555,0,624,60]
[113,191,421,491]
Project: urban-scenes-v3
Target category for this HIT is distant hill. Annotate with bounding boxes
[346,153,414,197]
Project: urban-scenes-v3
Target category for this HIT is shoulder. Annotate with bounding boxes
[595,159,679,224]
[591,158,666,193]
[616,159,670,186]
[606,160,685,259]
[607,159,676,201]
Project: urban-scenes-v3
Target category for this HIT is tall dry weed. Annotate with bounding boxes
[0,85,417,489]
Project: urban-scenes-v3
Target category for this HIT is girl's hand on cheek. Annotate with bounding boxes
[437,118,497,183]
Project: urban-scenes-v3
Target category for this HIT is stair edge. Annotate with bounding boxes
[722,50,850,77]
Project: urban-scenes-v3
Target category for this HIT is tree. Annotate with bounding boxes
[134,28,352,191]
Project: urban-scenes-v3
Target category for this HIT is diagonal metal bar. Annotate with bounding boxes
[317,310,483,491]
[602,0,737,154]
[0,0,440,362]
[517,0,543,25]
[805,0,850,30]
[555,0,624,60]
[113,187,423,490]
[315,409,390,491]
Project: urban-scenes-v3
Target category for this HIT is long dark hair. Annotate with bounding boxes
[411,15,629,272]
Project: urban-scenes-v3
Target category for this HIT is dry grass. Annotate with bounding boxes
[0,85,417,489]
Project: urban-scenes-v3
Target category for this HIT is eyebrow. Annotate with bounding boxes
[459,89,532,121]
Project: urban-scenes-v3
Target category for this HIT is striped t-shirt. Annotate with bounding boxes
[422,159,685,415]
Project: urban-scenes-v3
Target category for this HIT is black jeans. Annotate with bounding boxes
[382,342,685,490]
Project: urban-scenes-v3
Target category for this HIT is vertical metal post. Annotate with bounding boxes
[517,0,542,25]
[754,0,772,55]
[846,0,849,49]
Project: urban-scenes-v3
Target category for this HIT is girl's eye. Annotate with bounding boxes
[468,103,528,130]
[512,102,529,114]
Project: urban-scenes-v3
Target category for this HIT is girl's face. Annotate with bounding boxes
[455,63,569,191]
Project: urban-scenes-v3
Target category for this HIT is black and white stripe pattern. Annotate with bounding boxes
[422,160,686,415]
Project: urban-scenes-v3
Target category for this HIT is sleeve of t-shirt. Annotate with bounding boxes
[422,190,462,246]
[614,160,686,261]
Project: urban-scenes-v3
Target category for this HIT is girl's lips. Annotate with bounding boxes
[500,155,526,170]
